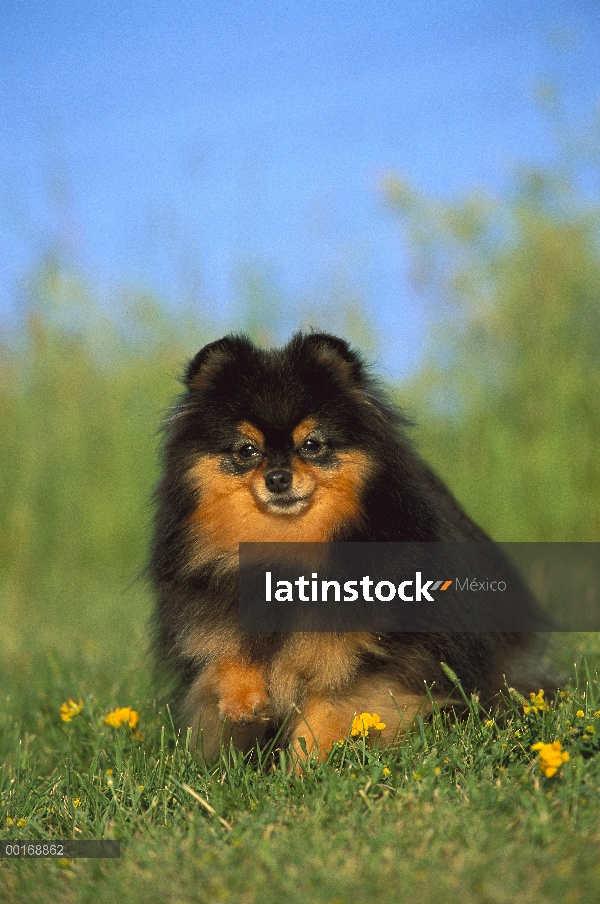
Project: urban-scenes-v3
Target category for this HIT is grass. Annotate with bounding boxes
[1,636,600,904]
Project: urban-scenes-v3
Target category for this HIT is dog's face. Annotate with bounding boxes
[218,415,343,517]
[170,333,386,556]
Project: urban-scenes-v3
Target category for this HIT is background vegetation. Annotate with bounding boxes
[1,115,600,901]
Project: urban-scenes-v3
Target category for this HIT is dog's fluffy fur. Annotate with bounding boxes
[151,332,547,758]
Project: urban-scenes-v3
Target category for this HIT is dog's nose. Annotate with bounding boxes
[265,469,292,494]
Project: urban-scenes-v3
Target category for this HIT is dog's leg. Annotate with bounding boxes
[183,659,270,758]
[289,675,442,761]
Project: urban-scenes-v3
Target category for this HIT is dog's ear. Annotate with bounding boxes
[183,335,252,388]
[298,332,364,380]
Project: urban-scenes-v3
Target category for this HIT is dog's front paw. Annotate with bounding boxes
[216,660,269,723]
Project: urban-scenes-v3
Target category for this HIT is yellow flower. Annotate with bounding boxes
[5,817,13,826]
[350,712,386,737]
[382,767,391,777]
[585,726,595,734]
[531,740,569,778]
[485,719,494,728]
[524,690,549,715]
[103,706,140,729]
[576,710,585,718]
[594,711,600,718]
[72,798,81,808]
[16,819,27,827]
[60,698,84,722]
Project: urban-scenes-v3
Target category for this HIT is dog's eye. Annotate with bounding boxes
[238,443,261,459]
[301,439,323,454]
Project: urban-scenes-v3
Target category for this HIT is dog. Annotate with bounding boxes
[150,332,548,759]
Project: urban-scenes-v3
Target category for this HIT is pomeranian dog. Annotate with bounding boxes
[151,332,548,759]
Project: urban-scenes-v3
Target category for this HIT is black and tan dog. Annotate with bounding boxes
[151,332,548,759]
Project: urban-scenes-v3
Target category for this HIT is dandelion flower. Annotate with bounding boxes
[60,698,84,722]
[531,740,569,778]
[576,710,585,718]
[351,712,386,737]
[103,706,140,729]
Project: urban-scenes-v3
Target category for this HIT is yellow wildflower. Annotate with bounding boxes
[524,690,549,715]
[16,819,27,827]
[351,712,386,737]
[382,767,391,777]
[586,726,595,734]
[531,741,569,778]
[594,711,600,718]
[72,798,81,808]
[5,817,13,826]
[576,710,585,718]
[103,706,140,729]
[60,698,84,722]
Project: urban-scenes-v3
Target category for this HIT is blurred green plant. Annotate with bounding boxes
[383,106,600,540]
[0,254,209,666]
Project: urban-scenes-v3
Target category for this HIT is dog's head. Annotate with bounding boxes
[166,333,402,556]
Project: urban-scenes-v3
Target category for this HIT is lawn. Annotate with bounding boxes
[1,622,599,904]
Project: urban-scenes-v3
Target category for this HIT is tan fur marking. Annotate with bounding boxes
[268,632,384,716]
[292,698,354,759]
[213,659,269,722]
[237,422,264,447]
[187,450,373,561]
[292,418,318,446]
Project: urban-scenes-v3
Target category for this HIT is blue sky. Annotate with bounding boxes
[1,0,599,373]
